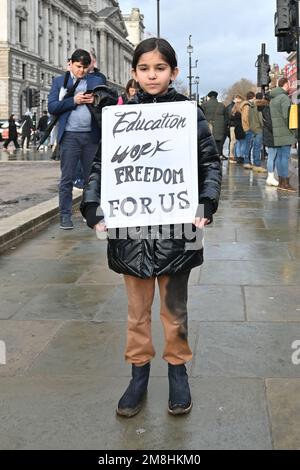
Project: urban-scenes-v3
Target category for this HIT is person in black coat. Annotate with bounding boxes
[226,95,243,162]
[81,38,222,418]
[21,114,33,149]
[3,114,20,150]
[231,101,245,164]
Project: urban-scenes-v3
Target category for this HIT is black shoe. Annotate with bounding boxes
[168,363,192,416]
[116,363,150,418]
[220,155,228,160]
[60,216,74,230]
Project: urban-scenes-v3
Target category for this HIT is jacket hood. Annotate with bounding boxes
[269,87,287,99]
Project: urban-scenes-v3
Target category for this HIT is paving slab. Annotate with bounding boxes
[199,260,300,286]
[0,286,39,320]
[245,287,300,322]
[205,241,291,261]
[266,379,300,450]
[193,322,300,378]
[12,284,116,321]
[0,259,87,287]
[236,228,299,243]
[2,238,80,260]
[0,320,63,377]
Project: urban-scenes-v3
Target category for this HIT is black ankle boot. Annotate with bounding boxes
[116,363,150,417]
[168,363,192,416]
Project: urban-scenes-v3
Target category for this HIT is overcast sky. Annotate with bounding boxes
[118,0,289,97]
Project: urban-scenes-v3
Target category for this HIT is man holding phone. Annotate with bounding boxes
[48,49,106,230]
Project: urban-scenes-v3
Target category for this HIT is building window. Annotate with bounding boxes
[49,32,54,64]
[38,0,42,19]
[59,37,63,67]
[19,19,26,44]
[38,25,43,56]
[16,7,28,46]
[22,64,26,80]
[30,65,35,80]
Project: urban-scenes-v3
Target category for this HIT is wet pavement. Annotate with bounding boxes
[0,148,59,219]
[0,160,300,450]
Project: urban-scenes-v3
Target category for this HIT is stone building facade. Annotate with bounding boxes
[0,0,144,119]
[123,7,144,48]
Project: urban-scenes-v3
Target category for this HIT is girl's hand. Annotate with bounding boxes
[193,217,209,229]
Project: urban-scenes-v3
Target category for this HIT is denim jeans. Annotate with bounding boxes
[235,139,245,158]
[252,132,263,167]
[243,130,254,164]
[276,145,291,178]
[267,147,278,173]
[59,132,98,217]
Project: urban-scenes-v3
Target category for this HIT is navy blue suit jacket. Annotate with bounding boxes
[48,73,106,144]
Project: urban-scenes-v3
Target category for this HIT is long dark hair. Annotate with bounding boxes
[126,79,138,94]
[132,38,177,71]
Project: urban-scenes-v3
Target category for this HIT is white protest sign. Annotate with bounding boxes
[101,101,198,229]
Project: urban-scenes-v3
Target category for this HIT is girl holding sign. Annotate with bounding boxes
[81,38,221,417]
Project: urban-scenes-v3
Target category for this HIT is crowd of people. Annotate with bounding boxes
[201,77,296,192]
[1,111,51,152]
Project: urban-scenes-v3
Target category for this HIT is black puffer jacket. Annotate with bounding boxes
[81,88,222,279]
[232,111,245,140]
[261,102,275,148]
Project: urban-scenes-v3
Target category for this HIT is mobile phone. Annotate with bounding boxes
[84,90,93,95]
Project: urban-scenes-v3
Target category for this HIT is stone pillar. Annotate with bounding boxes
[0,48,9,119]
[107,35,113,81]
[52,7,59,66]
[70,20,75,53]
[28,0,38,52]
[61,13,68,64]
[119,45,125,86]
[9,0,16,44]
[99,29,107,76]
[83,23,91,51]
[43,2,49,62]
[114,40,120,84]
[77,24,83,49]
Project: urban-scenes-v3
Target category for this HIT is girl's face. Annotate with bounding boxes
[133,49,179,96]
[128,87,137,97]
